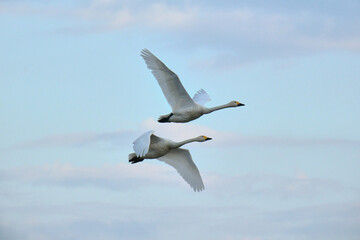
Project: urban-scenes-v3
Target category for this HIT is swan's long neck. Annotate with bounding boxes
[171,138,199,149]
[203,103,232,114]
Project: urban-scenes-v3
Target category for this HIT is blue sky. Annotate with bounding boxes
[1,0,360,239]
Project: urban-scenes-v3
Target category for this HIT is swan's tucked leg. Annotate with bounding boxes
[128,153,144,164]
[158,113,173,123]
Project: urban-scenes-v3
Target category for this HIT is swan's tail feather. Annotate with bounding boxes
[128,153,144,164]
[158,113,173,123]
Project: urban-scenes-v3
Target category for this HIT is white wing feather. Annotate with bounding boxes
[141,49,196,111]
[192,89,211,106]
[132,130,154,157]
[158,148,204,192]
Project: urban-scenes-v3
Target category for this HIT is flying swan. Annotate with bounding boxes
[141,49,245,123]
[128,130,212,192]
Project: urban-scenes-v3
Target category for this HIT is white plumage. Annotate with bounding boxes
[129,131,212,192]
[141,49,245,123]
[132,130,154,157]
[193,89,211,106]
[141,49,195,112]
[159,149,204,192]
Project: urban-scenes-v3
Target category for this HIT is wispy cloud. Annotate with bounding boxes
[205,171,346,199]
[1,0,359,67]
[10,118,220,149]
[1,199,359,240]
[0,162,183,190]
[10,118,360,150]
[11,129,136,149]
[1,162,350,199]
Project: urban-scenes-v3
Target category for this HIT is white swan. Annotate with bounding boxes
[141,49,245,123]
[128,130,212,192]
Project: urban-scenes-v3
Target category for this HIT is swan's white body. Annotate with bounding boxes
[141,49,244,123]
[129,131,211,192]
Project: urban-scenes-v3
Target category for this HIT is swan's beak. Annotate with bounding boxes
[237,102,245,106]
[204,137,212,141]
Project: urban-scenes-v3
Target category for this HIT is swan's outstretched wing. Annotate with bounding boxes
[158,148,204,192]
[141,49,196,111]
[132,130,154,157]
[193,89,211,106]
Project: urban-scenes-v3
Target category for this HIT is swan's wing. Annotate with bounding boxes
[132,130,154,157]
[192,89,211,106]
[141,49,196,111]
[158,148,204,192]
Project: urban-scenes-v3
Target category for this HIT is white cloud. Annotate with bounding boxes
[1,200,359,240]
[140,118,231,142]
[2,0,359,63]
[0,162,183,190]
[10,118,226,149]
[69,2,197,30]
[1,162,347,199]
[90,0,118,8]
[11,129,137,149]
[11,118,360,150]
[74,1,360,57]
[204,171,345,199]
[142,3,197,29]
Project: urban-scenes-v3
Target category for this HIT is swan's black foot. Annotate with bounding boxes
[129,156,144,164]
[158,113,174,123]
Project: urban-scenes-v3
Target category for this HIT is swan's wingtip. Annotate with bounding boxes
[194,187,205,192]
[192,184,205,192]
[140,48,151,55]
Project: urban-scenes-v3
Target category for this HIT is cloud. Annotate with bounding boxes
[6,120,173,149]
[0,162,184,191]
[0,224,23,240]
[226,135,360,147]
[1,162,349,199]
[2,162,355,240]
[204,171,346,199]
[141,118,231,142]
[83,1,360,59]
[1,200,359,240]
[11,118,360,150]
[72,2,360,54]
[11,129,137,149]
[10,118,232,149]
[1,0,359,67]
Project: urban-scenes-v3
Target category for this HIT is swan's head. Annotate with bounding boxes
[197,135,212,142]
[229,101,245,107]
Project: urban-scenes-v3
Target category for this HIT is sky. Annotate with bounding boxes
[1,0,360,239]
